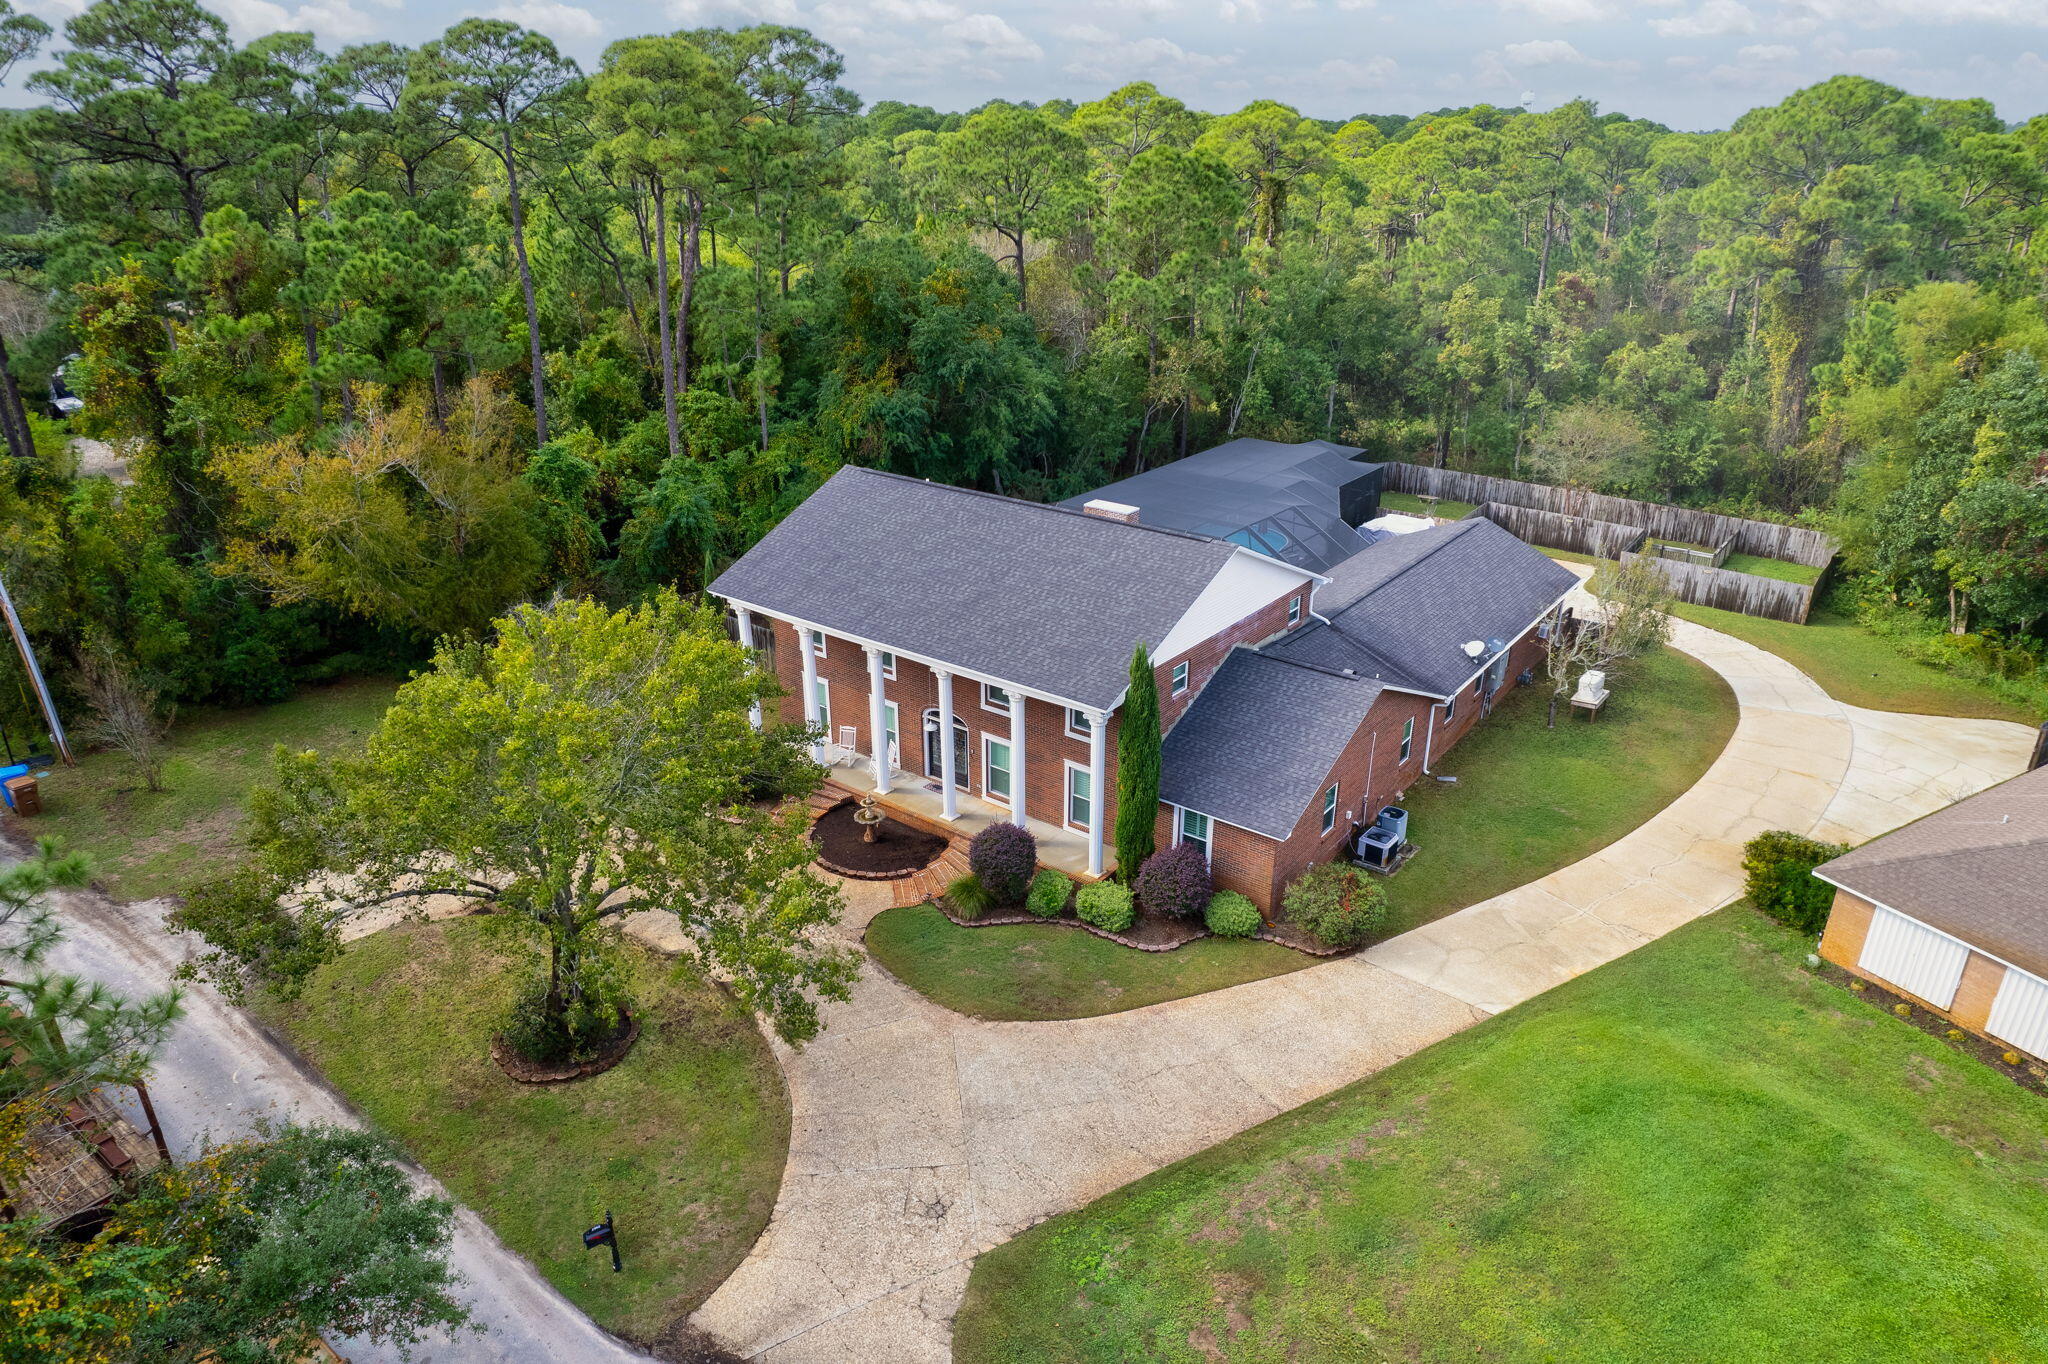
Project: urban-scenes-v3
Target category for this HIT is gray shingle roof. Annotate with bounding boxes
[1817,764,2048,979]
[708,466,1243,710]
[1263,518,1578,698]
[1159,650,1385,840]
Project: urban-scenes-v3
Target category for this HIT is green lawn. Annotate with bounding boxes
[1376,491,1477,519]
[259,917,788,1347]
[956,907,2048,1364]
[30,678,400,900]
[866,904,1313,1021]
[1667,599,2038,723]
[1720,549,1823,585]
[1382,644,1736,937]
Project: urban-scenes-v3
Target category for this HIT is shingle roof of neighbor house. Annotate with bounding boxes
[1159,650,1386,840]
[708,466,1250,710]
[1817,763,2048,980]
[1263,518,1579,698]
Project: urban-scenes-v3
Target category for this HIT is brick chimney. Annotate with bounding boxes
[1081,499,1140,524]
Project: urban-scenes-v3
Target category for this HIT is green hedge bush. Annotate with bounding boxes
[1282,863,1387,950]
[1742,830,1846,935]
[1204,891,1261,938]
[1026,868,1073,919]
[1075,882,1135,934]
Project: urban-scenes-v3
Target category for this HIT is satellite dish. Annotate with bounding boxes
[1463,640,1486,659]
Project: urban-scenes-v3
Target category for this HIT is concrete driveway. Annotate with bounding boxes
[689,611,2035,1362]
[42,886,656,1364]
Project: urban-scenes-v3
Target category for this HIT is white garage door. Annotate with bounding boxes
[1988,967,2048,1060]
[1858,906,1968,1008]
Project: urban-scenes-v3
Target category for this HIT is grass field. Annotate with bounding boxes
[956,906,2048,1364]
[1376,491,1477,520]
[866,905,1313,1021]
[1720,549,1823,584]
[1382,644,1736,937]
[28,678,400,900]
[260,917,788,1347]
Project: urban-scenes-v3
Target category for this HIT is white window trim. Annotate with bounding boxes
[809,629,827,659]
[813,677,832,734]
[1320,782,1339,835]
[1288,595,1302,625]
[1063,759,1093,833]
[981,681,1011,716]
[1399,717,1414,763]
[880,651,897,680]
[1176,806,1213,866]
[1065,707,1091,741]
[883,700,900,771]
[982,733,1013,807]
[1443,695,1455,725]
[1171,661,1190,697]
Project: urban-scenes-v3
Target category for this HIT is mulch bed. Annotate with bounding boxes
[1812,957,2048,1099]
[811,798,948,879]
[489,1014,642,1084]
[936,899,1217,953]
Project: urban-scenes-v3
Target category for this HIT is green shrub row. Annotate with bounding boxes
[1204,891,1261,938]
[1076,882,1135,933]
[1026,868,1072,918]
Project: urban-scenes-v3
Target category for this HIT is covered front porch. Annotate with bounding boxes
[822,753,1112,881]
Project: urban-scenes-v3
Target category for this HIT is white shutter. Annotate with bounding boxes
[1988,968,2048,1060]
[1857,906,1968,1009]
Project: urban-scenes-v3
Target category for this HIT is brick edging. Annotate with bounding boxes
[1252,928,1350,958]
[932,899,1338,958]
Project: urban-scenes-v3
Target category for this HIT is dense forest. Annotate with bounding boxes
[1,0,2046,736]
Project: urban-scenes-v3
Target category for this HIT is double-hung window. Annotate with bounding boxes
[984,735,1013,805]
[1066,708,1091,740]
[1171,661,1190,696]
[1066,763,1092,831]
[1178,808,1211,863]
[1320,783,1339,835]
[1288,596,1303,625]
[982,682,1011,715]
[1399,717,1414,763]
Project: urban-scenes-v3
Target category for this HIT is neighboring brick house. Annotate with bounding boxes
[1816,764,2048,1061]
[708,450,1578,914]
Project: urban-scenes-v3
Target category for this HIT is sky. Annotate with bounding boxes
[12,0,2048,129]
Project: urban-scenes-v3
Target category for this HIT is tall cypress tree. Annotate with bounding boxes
[1115,641,1161,879]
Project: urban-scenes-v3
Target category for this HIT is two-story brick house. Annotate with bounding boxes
[708,451,1578,914]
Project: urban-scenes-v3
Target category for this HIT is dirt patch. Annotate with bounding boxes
[651,1317,746,1363]
[811,798,948,879]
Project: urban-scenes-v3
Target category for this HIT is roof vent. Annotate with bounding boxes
[1082,498,1140,524]
[1462,640,1486,659]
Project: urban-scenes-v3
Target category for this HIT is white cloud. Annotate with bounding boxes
[665,0,800,24]
[1058,23,1117,43]
[206,0,379,42]
[1504,38,1585,64]
[1652,1,1757,38]
[1497,0,1621,20]
[1736,42,1798,60]
[941,13,1042,61]
[1334,0,1375,9]
[485,0,600,38]
[870,0,964,21]
[1064,35,1234,81]
[1785,0,2048,25]
[1220,0,1265,21]
[1847,45,1905,64]
[1315,54,1397,87]
[2019,51,2048,78]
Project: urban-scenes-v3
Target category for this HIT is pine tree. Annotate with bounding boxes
[1115,641,1161,880]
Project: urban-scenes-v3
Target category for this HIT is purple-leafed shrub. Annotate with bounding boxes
[1134,842,1213,920]
[968,822,1037,904]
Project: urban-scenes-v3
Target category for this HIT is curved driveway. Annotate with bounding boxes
[690,612,2035,1363]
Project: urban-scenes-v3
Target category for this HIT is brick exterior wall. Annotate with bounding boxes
[1819,887,2025,1052]
[1156,591,1308,730]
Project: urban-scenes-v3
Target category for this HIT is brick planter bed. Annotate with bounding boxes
[1812,956,2048,1099]
[489,1013,642,1083]
[811,797,949,880]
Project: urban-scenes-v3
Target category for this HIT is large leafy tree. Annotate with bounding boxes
[908,101,1091,312]
[176,591,858,1047]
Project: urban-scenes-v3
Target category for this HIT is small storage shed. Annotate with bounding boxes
[1816,764,2048,1060]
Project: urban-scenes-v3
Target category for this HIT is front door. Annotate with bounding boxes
[923,711,970,788]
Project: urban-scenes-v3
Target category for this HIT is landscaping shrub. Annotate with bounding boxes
[945,873,995,920]
[1205,891,1261,938]
[1076,882,1135,934]
[969,822,1037,904]
[1134,842,1212,920]
[499,979,630,1064]
[1742,830,1846,935]
[1283,863,1387,950]
[1026,868,1072,919]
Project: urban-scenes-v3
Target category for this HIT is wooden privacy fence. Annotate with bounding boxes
[1653,537,1733,570]
[1623,552,1819,624]
[1383,462,1836,568]
[1469,502,1645,559]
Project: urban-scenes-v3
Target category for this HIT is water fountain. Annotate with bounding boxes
[853,794,885,844]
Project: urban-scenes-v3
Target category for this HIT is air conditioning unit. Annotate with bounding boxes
[1375,805,1409,844]
[1355,827,1401,869]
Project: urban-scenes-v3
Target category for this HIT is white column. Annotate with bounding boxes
[936,670,959,821]
[1086,708,1108,877]
[1008,688,1029,827]
[735,607,762,731]
[797,623,824,763]
[865,646,893,795]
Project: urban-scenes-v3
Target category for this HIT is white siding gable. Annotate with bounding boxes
[1858,905,1969,1009]
[1988,968,2048,1060]
[1154,551,1316,662]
